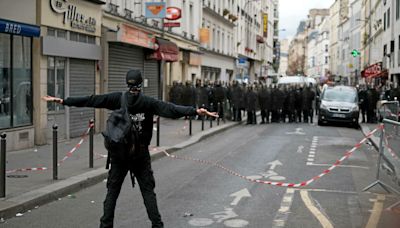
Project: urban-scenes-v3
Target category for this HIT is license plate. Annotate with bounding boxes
[332,113,346,118]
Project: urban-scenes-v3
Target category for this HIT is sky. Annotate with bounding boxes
[279,0,335,40]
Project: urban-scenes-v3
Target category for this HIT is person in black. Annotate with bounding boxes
[358,85,367,123]
[42,69,217,228]
[245,85,258,124]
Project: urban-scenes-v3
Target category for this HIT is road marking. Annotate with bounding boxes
[306,136,319,165]
[300,190,334,228]
[268,160,283,170]
[297,188,358,194]
[366,194,385,228]
[307,163,370,169]
[272,189,295,228]
[230,188,251,206]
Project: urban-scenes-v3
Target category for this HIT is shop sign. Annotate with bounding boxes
[50,0,97,33]
[145,2,166,18]
[189,52,201,66]
[362,62,382,78]
[164,22,181,27]
[166,7,181,20]
[0,19,40,37]
[117,24,156,50]
[199,28,210,44]
[263,13,268,37]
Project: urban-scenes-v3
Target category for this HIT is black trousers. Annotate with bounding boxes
[100,147,163,228]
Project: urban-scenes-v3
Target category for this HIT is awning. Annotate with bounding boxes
[148,38,179,62]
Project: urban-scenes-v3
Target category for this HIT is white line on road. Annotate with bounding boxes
[272,189,295,228]
[300,190,334,228]
[307,163,370,169]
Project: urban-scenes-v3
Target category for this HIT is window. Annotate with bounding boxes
[325,56,329,64]
[47,57,65,112]
[397,0,400,20]
[325,44,329,52]
[387,8,390,28]
[0,34,33,129]
[47,28,66,39]
[384,12,387,30]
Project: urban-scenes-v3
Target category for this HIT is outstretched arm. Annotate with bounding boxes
[150,98,218,119]
[42,92,122,110]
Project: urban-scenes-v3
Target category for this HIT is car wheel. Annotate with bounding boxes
[318,120,323,126]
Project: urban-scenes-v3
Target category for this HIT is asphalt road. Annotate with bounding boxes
[2,123,400,228]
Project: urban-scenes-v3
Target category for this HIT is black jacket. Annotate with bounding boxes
[63,92,197,146]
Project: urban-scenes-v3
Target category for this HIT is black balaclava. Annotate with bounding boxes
[126,69,143,106]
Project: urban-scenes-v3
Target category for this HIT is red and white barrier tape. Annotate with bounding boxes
[163,125,382,188]
[58,124,92,165]
[179,120,190,134]
[383,129,400,162]
[6,124,93,174]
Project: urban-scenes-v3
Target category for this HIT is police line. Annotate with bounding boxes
[162,125,383,188]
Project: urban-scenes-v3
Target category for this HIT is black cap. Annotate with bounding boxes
[126,69,143,86]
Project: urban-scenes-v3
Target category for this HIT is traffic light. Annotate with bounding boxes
[351,49,360,57]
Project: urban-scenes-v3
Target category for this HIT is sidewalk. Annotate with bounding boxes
[0,116,245,219]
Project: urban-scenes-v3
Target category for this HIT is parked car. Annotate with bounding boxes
[277,76,317,86]
[318,86,359,127]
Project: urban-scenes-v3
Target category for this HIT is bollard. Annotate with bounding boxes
[189,118,192,136]
[217,102,220,126]
[53,124,58,180]
[201,104,205,131]
[89,119,94,168]
[0,133,6,198]
[157,116,160,146]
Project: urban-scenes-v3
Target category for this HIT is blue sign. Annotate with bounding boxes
[238,58,247,64]
[145,2,167,19]
[0,19,40,37]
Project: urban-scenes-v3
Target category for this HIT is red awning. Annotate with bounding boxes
[148,38,179,62]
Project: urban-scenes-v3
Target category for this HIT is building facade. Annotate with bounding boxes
[0,0,41,150]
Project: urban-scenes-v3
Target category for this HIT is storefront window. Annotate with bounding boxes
[0,34,11,128]
[47,57,65,112]
[0,34,33,129]
[13,36,32,127]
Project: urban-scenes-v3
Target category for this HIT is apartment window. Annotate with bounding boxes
[325,44,328,52]
[325,56,329,64]
[47,57,65,112]
[398,36,400,66]
[397,0,400,20]
[387,8,390,28]
[384,12,387,30]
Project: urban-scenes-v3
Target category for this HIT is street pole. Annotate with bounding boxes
[156,0,165,147]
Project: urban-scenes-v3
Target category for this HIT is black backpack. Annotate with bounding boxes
[102,92,139,167]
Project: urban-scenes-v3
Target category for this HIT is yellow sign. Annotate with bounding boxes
[199,28,210,44]
[348,63,353,68]
[263,13,268,37]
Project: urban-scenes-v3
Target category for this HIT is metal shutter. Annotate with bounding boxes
[143,59,159,98]
[69,59,95,138]
[108,43,144,92]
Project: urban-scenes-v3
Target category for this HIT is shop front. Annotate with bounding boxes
[0,18,40,149]
[39,0,103,142]
[361,62,388,86]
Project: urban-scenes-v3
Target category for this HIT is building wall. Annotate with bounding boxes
[329,0,340,76]
[0,0,36,25]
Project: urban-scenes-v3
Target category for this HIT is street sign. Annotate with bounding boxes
[145,2,166,18]
[351,49,360,57]
[164,22,181,27]
[166,7,181,20]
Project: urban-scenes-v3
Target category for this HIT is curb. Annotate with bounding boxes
[0,119,245,219]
